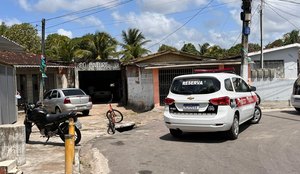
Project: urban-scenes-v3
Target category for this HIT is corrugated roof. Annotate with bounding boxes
[248,43,300,56]
[0,35,25,52]
[0,50,70,67]
[125,51,215,65]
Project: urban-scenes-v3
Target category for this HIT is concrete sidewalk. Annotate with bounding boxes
[16,102,294,174]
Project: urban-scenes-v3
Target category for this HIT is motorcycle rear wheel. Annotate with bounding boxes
[59,126,81,145]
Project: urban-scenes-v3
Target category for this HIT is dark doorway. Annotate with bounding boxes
[79,71,122,103]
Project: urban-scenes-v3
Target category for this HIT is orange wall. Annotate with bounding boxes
[152,69,160,106]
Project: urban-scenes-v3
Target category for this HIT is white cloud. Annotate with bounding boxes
[138,0,210,14]
[18,0,31,11]
[113,11,206,51]
[0,18,22,26]
[57,28,73,38]
[34,0,118,13]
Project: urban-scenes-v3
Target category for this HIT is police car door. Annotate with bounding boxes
[232,77,255,123]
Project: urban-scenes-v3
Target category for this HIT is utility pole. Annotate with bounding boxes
[260,0,264,68]
[240,0,252,80]
[39,18,46,104]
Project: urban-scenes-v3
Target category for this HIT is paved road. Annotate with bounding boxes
[84,110,300,174]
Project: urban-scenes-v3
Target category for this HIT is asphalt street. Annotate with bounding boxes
[81,109,300,174]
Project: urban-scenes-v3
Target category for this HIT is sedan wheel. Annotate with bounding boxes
[227,115,239,140]
[250,106,262,124]
[55,107,61,114]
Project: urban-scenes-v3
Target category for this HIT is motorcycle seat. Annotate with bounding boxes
[45,112,76,123]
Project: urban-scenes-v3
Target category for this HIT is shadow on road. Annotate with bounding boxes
[280,110,300,116]
[26,140,65,146]
[264,112,300,122]
[159,123,251,143]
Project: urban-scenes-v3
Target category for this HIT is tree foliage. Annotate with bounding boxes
[158,44,177,52]
[46,34,72,60]
[120,28,150,62]
[73,32,117,60]
[0,22,8,35]
[180,43,200,55]
[3,23,40,53]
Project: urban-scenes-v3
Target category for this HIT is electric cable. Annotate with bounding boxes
[46,0,133,29]
[147,0,215,49]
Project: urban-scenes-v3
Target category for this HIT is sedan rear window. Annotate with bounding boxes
[62,89,85,96]
[171,77,220,94]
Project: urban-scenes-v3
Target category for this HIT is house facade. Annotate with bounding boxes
[74,60,123,103]
[249,43,300,101]
[125,51,242,111]
[0,60,17,124]
[0,35,75,104]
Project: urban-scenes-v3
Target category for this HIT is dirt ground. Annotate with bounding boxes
[17,104,164,174]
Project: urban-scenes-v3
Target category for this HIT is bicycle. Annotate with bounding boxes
[106,94,123,134]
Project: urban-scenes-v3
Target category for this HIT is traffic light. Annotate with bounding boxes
[40,55,47,78]
[241,0,252,13]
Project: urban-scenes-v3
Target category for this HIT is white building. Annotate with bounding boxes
[249,43,300,101]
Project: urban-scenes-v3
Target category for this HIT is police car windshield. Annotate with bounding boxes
[171,77,220,95]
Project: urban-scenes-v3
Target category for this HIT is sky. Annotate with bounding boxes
[0,0,299,52]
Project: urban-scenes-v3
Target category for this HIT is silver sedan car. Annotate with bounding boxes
[43,88,92,116]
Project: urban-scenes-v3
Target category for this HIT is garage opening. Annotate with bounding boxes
[79,71,122,103]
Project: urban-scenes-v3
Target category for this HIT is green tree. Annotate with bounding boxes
[199,43,210,55]
[204,45,226,59]
[93,32,118,60]
[180,43,200,55]
[0,22,8,35]
[4,23,40,53]
[120,28,150,61]
[283,30,300,45]
[227,43,260,57]
[265,39,284,49]
[45,34,71,60]
[158,44,177,52]
[74,32,117,60]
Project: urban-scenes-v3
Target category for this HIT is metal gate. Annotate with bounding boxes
[0,64,17,124]
[159,68,193,105]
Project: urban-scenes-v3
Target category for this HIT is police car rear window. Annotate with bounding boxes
[171,77,220,94]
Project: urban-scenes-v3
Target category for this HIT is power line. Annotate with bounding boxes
[275,0,300,5]
[264,0,300,18]
[264,1,300,30]
[46,0,120,21]
[229,4,260,48]
[46,0,133,29]
[147,0,215,49]
[46,0,237,35]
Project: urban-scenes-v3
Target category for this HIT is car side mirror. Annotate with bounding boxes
[250,86,256,91]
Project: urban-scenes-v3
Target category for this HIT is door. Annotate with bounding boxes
[232,77,255,123]
[43,90,53,112]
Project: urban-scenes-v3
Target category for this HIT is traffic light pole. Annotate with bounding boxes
[39,18,46,104]
[241,21,249,80]
[240,0,252,81]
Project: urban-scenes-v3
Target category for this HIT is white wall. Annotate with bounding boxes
[126,66,154,111]
[250,47,299,101]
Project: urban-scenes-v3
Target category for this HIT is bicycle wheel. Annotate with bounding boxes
[106,109,123,123]
[107,114,115,134]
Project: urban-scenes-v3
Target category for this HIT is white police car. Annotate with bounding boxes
[164,70,260,140]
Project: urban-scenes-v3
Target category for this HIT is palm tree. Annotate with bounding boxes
[283,30,300,45]
[75,32,117,60]
[120,28,150,61]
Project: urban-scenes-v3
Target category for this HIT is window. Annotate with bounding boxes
[232,78,250,92]
[171,77,220,94]
[51,90,58,98]
[62,89,85,96]
[225,78,233,91]
[43,90,52,99]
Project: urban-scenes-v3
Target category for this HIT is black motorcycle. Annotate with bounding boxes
[23,103,81,145]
